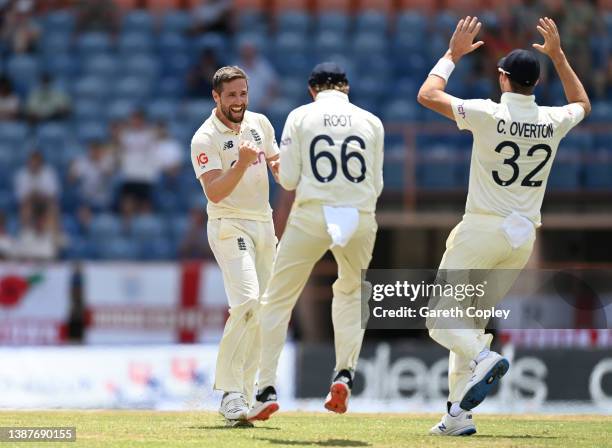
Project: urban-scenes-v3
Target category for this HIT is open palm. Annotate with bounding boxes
[449,16,484,61]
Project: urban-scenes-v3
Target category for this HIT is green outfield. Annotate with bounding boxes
[0,411,610,448]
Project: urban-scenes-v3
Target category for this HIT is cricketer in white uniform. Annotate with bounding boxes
[248,62,385,421]
[190,66,280,426]
[417,17,590,436]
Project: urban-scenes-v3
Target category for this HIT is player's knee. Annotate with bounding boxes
[332,279,362,301]
[230,298,261,322]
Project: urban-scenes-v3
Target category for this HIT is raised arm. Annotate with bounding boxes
[417,16,484,120]
[532,17,591,116]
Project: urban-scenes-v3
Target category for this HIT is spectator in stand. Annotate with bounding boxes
[235,41,279,113]
[560,0,597,91]
[68,140,115,211]
[25,73,71,122]
[190,0,232,35]
[0,212,15,259]
[75,0,119,33]
[187,48,223,98]
[14,150,61,210]
[594,59,612,100]
[154,122,183,178]
[0,0,40,54]
[117,110,159,213]
[13,198,65,260]
[178,208,214,260]
[0,76,20,120]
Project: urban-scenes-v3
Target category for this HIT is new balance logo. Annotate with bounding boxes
[223,141,234,151]
[237,237,247,251]
[438,423,447,431]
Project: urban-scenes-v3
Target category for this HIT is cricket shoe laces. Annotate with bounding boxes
[219,392,249,422]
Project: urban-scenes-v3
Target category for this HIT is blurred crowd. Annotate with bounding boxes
[0,0,610,261]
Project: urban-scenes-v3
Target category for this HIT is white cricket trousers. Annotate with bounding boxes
[207,217,276,402]
[258,202,378,389]
[427,213,534,403]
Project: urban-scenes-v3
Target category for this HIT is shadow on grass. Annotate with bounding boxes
[189,425,280,431]
[476,434,559,440]
[255,438,371,447]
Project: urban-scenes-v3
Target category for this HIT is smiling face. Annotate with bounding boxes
[213,77,248,124]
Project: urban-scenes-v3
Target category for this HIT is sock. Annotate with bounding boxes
[449,402,463,417]
[475,348,490,364]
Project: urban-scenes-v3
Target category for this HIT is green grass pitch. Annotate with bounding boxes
[0,411,610,447]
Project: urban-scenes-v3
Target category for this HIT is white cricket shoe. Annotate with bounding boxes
[219,392,252,427]
[459,351,510,411]
[429,411,476,436]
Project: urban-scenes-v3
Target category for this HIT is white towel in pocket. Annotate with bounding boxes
[501,212,535,249]
[323,206,359,248]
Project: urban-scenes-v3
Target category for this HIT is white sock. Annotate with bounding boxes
[475,348,490,364]
[449,402,463,417]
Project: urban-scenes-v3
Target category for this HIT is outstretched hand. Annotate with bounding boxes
[532,17,563,59]
[448,16,484,63]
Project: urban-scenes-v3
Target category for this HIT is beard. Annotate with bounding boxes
[220,102,246,124]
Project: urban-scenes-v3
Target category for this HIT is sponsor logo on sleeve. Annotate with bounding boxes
[197,153,209,168]
[457,103,466,119]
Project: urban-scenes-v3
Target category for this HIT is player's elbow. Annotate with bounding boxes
[580,100,591,117]
[417,88,434,109]
[207,193,222,204]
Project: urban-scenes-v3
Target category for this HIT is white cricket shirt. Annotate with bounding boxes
[279,90,384,213]
[191,109,279,221]
[451,92,585,225]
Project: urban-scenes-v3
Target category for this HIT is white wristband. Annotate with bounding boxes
[429,58,455,82]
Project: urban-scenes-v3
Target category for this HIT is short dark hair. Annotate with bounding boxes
[509,78,535,95]
[212,66,248,93]
[310,81,349,95]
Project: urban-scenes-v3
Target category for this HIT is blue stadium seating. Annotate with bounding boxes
[0,6,609,260]
[73,76,109,102]
[97,236,139,260]
[395,11,426,36]
[77,32,113,55]
[277,11,312,35]
[356,11,388,34]
[123,10,155,34]
[6,55,39,94]
[417,146,458,189]
[41,10,75,35]
[39,32,72,56]
[383,99,420,122]
[157,32,190,56]
[119,32,154,55]
[90,214,122,241]
[161,10,192,34]
[147,99,179,122]
[317,12,351,35]
[107,99,137,121]
[236,10,268,35]
[0,122,29,147]
[75,122,108,144]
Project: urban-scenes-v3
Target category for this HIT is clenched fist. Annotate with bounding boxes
[237,140,259,168]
